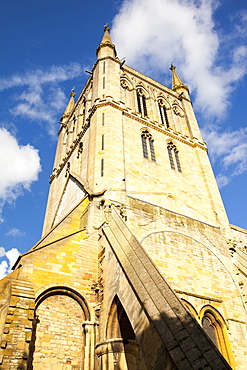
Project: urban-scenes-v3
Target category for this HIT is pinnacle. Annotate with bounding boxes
[96,24,116,57]
[170,64,189,92]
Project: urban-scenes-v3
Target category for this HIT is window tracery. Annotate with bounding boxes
[120,79,130,90]
[172,104,184,117]
[181,301,232,365]
[158,99,169,128]
[141,130,155,161]
[167,142,181,172]
[137,88,148,117]
[200,308,231,364]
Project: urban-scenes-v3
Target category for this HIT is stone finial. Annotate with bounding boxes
[96,24,116,58]
[60,90,76,123]
[104,24,110,32]
[170,64,189,94]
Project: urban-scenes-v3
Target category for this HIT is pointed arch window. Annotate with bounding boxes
[167,142,181,172]
[201,309,231,364]
[202,315,218,347]
[137,88,148,117]
[141,130,155,161]
[158,99,169,128]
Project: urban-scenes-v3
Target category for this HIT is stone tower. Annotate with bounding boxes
[0,27,246,370]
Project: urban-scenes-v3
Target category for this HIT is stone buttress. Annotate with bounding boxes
[0,27,246,369]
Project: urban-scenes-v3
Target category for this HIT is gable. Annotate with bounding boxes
[53,175,87,227]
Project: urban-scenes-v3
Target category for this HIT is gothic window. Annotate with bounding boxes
[158,99,169,128]
[141,130,155,161]
[200,308,231,365]
[167,142,181,172]
[202,315,218,347]
[101,135,104,150]
[137,88,148,117]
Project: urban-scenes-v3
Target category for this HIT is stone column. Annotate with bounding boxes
[95,338,139,370]
[83,321,95,370]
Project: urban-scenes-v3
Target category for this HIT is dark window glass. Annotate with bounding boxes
[149,138,156,162]
[137,89,148,117]
[143,95,148,117]
[158,100,169,128]
[167,142,181,172]
[137,92,142,114]
[174,149,181,172]
[202,317,218,348]
[141,134,148,158]
[141,131,155,161]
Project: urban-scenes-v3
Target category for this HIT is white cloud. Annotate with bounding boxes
[0,127,41,219]
[0,63,84,137]
[6,228,25,237]
[0,247,20,280]
[6,248,20,271]
[216,174,229,188]
[111,0,247,117]
[0,261,8,280]
[0,247,5,257]
[203,127,247,186]
[0,63,83,92]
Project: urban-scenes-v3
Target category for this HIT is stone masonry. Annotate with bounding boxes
[0,27,246,369]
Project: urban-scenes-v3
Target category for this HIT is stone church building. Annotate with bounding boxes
[0,27,247,369]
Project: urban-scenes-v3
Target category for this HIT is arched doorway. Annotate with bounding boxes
[96,296,140,370]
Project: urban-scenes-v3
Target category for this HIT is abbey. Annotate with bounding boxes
[0,27,246,370]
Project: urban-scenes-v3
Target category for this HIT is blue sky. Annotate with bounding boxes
[0,0,246,277]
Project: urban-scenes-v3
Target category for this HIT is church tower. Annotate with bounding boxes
[0,27,247,370]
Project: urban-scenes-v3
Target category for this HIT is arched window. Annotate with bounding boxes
[158,99,169,128]
[202,314,218,347]
[141,130,155,161]
[181,299,198,319]
[137,88,148,117]
[167,142,181,172]
[200,307,232,365]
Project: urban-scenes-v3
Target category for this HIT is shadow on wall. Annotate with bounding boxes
[11,294,234,369]
[26,316,39,370]
[95,295,233,370]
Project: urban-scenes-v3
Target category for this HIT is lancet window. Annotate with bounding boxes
[158,99,169,128]
[167,142,181,172]
[202,314,218,348]
[201,309,230,364]
[181,301,231,365]
[137,88,148,117]
[141,130,155,161]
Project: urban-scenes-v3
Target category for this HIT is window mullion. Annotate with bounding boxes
[141,135,148,158]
